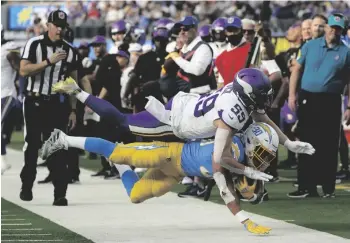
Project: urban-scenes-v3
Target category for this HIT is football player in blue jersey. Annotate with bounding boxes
[41,122,278,235]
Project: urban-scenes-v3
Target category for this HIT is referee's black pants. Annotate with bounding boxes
[297,90,341,194]
[20,94,70,199]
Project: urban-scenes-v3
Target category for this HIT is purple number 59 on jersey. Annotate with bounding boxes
[193,93,219,117]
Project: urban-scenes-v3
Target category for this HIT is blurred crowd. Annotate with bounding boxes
[22,1,350,39]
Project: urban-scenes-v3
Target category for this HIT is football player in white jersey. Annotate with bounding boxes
[52,68,315,183]
[1,27,21,174]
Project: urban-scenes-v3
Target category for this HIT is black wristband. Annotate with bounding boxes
[46,58,52,66]
[347,107,350,110]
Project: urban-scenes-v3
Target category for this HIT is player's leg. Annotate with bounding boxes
[109,141,175,168]
[1,96,16,174]
[41,130,177,170]
[41,129,116,160]
[53,77,175,139]
[128,168,178,203]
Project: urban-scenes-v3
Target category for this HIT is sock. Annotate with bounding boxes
[75,90,89,103]
[66,136,87,150]
[115,164,139,196]
[84,137,116,158]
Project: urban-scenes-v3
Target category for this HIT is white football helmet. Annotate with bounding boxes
[244,122,279,171]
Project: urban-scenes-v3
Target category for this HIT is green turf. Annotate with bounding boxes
[1,198,94,243]
[7,131,350,239]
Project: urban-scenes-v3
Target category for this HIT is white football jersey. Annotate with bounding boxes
[1,42,18,99]
[170,83,250,140]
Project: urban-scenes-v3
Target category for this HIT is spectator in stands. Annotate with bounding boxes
[120,43,142,111]
[288,14,350,198]
[109,20,131,54]
[1,30,21,175]
[215,17,251,86]
[87,2,100,20]
[311,14,327,39]
[83,36,116,177]
[301,19,312,42]
[341,22,350,47]
[26,16,46,40]
[242,18,256,43]
[123,20,169,112]
[209,17,228,88]
[274,23,303,170]
[164,16,214,97]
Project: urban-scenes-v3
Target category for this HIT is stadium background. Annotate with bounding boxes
[2,0,331,57]
[2,1,350,242]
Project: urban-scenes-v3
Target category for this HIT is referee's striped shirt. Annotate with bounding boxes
[21,32,78,96]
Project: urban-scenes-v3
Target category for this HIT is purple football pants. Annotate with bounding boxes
[84,95,176,139]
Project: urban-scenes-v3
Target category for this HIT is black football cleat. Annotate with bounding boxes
[20,189,33,201]
[53,197,68,206]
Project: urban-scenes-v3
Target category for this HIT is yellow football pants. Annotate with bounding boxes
[109,141,185,203]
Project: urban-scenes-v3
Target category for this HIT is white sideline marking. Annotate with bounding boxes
[2,233,52,236]
[2,240,63,242]
[1,211,9,213]
[2,223,32,226]
[2,219,25,221]
[2,228,43,231]
[1,215,17,217]
[284,220,295,222]
[2,148,350,243]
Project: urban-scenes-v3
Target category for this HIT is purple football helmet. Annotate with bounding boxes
[198,24,212,42]
[211,17,227,42]
[152,28,170,39]
[131,28,146,45]
[111,20,128,34]
[153,18,174,40]
[155,18,175,31]
[232,68,273,111]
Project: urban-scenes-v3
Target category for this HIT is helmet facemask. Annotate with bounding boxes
[246,141,276,171]
[244,122,279,172]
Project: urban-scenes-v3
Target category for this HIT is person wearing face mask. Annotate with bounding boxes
[288,14,350,199]
[123,23,169,113]
[209,17,228,88]
[215,17,251,86]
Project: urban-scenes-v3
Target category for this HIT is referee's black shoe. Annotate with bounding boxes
[53,197,68,206]
[20,189,33,201]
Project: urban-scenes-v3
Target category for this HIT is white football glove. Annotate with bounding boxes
[243,167,273,182]
[284,139,315,155]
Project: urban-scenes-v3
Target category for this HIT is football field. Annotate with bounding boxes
[1,132,350,243]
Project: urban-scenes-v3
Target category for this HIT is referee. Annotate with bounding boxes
[19,10,78,206]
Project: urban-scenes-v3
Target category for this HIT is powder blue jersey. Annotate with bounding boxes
[180,135,245,178]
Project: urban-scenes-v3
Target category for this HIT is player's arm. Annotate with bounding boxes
[20,59,49,77]
[7,51,21,71]
[251,111,288,145]
[212,119,273,182]
[252,111,315,155]
[213,119,245,171]
[212,167,272,234]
